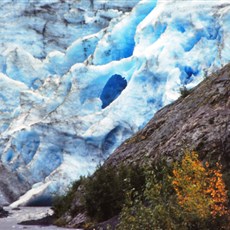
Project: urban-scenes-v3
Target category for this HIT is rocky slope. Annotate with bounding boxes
[106,63,230,168]
[0,163,29,206]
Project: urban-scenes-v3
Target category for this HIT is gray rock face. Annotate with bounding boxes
[0,163,30,206]
[106,64,230,167]
[0,207,8,218]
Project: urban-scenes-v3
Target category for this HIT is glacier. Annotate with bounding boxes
[0,0,229,206]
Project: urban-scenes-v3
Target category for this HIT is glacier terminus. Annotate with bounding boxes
[0,0,229,206]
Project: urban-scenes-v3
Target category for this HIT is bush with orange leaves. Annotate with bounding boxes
[172,150,229,223]
[118,150,229,230]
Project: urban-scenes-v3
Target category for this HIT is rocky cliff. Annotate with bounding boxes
[0,163,29,206]
[106,64,230,168]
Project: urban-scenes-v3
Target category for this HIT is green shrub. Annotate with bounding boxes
[179,85,191,98]
[84,164,145,222]
[117,160,181,230]
[52,164,146,223]
[52,176,86,219]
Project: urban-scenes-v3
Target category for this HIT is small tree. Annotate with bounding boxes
[179,85,190,98]
[172,150,229,220]
[117,160,180,230]
[205,162,229,217]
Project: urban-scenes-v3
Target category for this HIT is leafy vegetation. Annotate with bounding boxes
[172,151,228,219]
[53,150,229,229]
[52,177,85,221]
[117,160,180,230]
[84,164,145,222]
[118,150,229,230]
[179,85,191,98]
[52,164,146,224]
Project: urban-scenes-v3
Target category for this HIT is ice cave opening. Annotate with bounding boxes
[100,74,127,109]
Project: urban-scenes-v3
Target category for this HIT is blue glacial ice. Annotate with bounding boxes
[0,0,229,206]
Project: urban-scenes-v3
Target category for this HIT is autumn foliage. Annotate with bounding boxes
[118,150,229,230]
[206,162,229,217]
[172,150,229,219]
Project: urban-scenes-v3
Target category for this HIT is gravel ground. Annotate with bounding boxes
[0,207,79,230]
